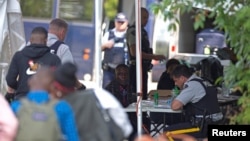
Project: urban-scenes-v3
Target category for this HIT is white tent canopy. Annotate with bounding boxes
[0,0,25,94]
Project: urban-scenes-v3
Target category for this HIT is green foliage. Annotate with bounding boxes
[79,0,94,21]
[20,0,94,21]
[20,0,53,18]
[151,0,250,124]
[104,0,118,19]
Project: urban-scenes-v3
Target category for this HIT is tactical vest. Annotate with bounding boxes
[127,25,152,68]
[183,79,221,121]
[103,30,127,65]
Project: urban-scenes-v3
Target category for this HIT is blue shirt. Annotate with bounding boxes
[11,90,79,141]
[175,74,206,105]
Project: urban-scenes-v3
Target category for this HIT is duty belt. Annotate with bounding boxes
[106,63,117,69]
[129,60,136,65]
[129,60,151,65]
[195,112,223,122]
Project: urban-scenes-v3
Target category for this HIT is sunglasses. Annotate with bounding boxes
[117,21,125,24]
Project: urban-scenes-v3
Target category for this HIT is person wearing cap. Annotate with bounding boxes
[101,13,129,88]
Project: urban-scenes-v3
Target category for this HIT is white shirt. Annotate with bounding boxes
[102,28,127,44]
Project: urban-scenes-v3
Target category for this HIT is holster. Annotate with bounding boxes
[143,61,153,71]
[130,60,153,71]
[190,116,212,130]
[102,62,115,72]
[190,116,203,127]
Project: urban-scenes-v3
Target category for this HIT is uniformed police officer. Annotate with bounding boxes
[101,13,129,88]
[165,64,223,138]
[126,7,166,100]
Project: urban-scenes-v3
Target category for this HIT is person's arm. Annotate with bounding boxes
[55,101,79,141]
[57,44,74,64]
[101,40,115,50]
[101,31,114,50]
[75,80,86,90]
[171,99,184,110]
[171,81,201,110]
[0,95,18,141]
[129,43,166,60]
[6,53,19,91]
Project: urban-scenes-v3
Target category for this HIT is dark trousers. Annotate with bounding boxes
[102,69,115,88]
[129,64,148,100]
[127,112,151,141]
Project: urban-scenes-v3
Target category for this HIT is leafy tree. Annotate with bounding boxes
[20,0,53,18]
[104,0,118,19]
[151,0,250,124]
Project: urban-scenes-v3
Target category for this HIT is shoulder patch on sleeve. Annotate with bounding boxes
[183,84,189,89]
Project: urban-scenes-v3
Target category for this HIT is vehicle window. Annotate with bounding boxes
[20,0,53,18]
[59,0,93,21]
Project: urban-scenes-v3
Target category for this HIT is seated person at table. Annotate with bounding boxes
[151,58,183,126]
[105,64,149,141]
[164,65,223,138]
[105,64,136,107]
[157,58,180,90]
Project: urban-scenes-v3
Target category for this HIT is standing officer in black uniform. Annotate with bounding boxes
[126,7,166,100]
[125,7,166,140]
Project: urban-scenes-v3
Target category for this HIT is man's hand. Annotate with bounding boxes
[5,92,15,104]
[102,40,115,50]
[75,80,86,90]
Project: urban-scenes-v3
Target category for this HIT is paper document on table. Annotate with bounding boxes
[131,100,154,107]
[154,104,171,109]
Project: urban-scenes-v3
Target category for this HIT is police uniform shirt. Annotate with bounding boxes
[175,74,206,105]
[126,26,150,55]
[102,28,127,48]
[126,26,136,47]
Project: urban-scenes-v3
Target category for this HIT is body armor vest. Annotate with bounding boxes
[183,79,221,120]
[103,30,127,65]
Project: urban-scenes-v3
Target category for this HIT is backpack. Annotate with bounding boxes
[182,78,222,138]
[15,98,63,141]
[196,56,223,86]
[63,89,125,141]
[50,40,64,54]
[184,78,222,123]
[94,92,125,141]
